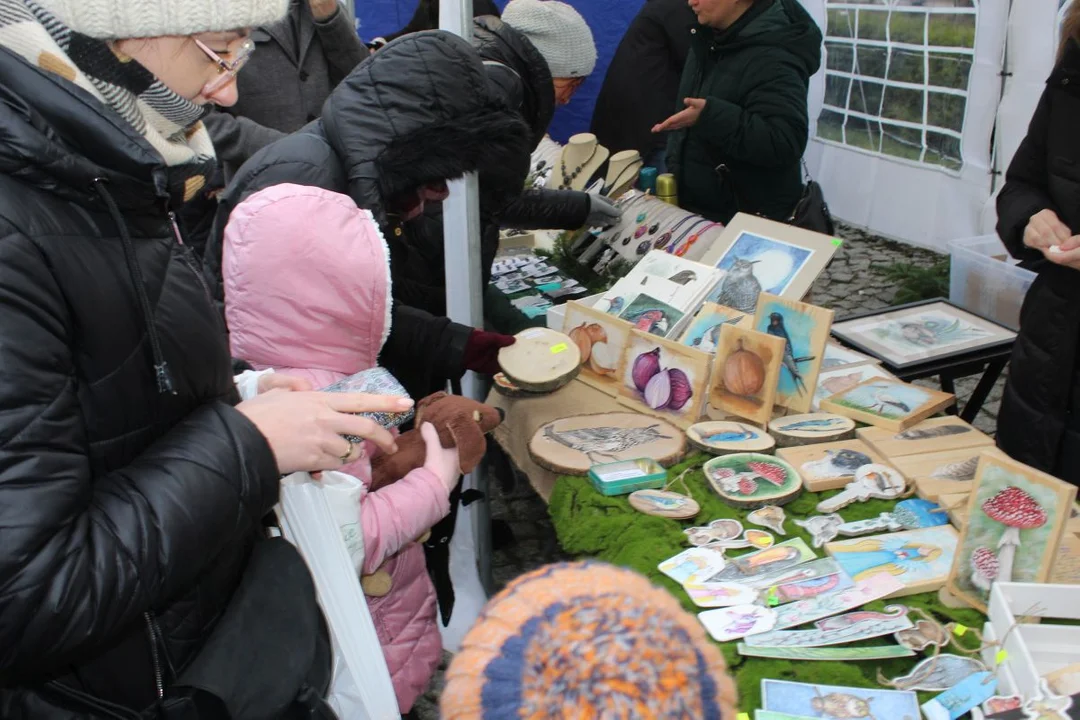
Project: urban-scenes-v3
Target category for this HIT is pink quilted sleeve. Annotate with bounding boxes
[359,468,450,574]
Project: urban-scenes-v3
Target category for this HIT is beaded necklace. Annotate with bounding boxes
[559,145,600,188]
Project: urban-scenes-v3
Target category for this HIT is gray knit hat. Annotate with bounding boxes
[34,0,290,39]
[502,0,596,78]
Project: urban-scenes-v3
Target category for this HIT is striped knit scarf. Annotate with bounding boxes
[0,0,217,203]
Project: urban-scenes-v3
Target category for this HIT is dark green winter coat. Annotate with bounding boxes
[666,0,822,223]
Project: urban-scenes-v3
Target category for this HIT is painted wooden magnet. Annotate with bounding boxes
[738,644,916,661]
[921,671,997,720]
[705,453,803,509]
[657,547,727,585]
[770,573,907,631]
[982,696,1023,715]
[794,514,844,548]
[837,498,949,537]
[826,526,960,598]
[776,439,886,492]
[698,604,777,642]
[529,412,686,475]
[686,420,776,455]
[821,377,956,433]
[748,506,788,535]
[888,654,987,692]
[700,529,776,553]
[627,488,701,519]
[497,327,581,393]
[492,372,543,398]
[683,582,760,608]
[895,618,950,651]
[743,605,912,648]
[761,563,854,605]
[768,412,856,448]
[684,519,744,546]
[816,463,907,514]
[690,538,817,584]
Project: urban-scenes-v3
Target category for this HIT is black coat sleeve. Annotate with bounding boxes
[0,230,279,679]
[379,303,470,396]
[312,7,370,87]
[997,88,1055,263]
[499,188,591,231]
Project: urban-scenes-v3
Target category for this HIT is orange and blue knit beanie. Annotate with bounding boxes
[441,561,738,719]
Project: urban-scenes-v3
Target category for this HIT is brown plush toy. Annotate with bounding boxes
[360,392,503,598]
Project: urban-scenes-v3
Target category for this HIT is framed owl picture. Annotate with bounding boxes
[697,214,841,314]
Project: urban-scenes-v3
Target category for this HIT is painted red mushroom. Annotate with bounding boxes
[970,546,999,592]
[748,461,787,487]
[981,486,1048,582]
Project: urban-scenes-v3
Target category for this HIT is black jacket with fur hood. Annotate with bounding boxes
[205,31,531,397]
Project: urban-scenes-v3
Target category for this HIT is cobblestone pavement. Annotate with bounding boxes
[412,223,1006,718]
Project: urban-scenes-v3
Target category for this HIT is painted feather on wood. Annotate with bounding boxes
[896,425,972,441]
[930,456,981,481]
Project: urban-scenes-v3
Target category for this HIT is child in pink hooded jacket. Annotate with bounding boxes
[222,183,460,714]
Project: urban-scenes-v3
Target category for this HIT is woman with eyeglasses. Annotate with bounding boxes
[0,1,404,716]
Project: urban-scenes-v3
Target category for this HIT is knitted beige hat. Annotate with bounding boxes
[502,0,596,78]
[34,0,290,39]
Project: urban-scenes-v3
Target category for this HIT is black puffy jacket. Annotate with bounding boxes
[204,31,532,397]
[394,17,592,316]
[0,47,287,716]
[996,38,1080,485]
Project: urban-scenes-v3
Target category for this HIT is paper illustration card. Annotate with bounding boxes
[744,605,912,647]
[776,439,886,492]
[698,604,777,642]
[617,330,710,429]
[820,378,956,432]
[771,573,906,631]
[657,547,727,585]
[812,363,897,412]
[947,453,1077,613]
[618,294,685,338]
[825,526,959,598]
[761,679,920,720]
[708,324,785,425]
[830,299,1017,370]
[857,416,995,458]
[763,564,854,605]
[753,293,834,413]
[689,538,816,585]
[698,214,839,313]
[563,301,631,396]
[822,341,879,369]
[679,302,751,352]
[683,582,759,608]
[742,645,915,662]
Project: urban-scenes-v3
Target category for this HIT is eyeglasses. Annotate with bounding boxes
[193,36,255,95]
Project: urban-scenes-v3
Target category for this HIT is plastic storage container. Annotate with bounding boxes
[949,235,1036,331]
[588,458,668,496]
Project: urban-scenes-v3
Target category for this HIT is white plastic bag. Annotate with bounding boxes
[276,472,399,720]
[319,471,366,574]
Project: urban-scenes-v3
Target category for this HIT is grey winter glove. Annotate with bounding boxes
[585,194,623,228]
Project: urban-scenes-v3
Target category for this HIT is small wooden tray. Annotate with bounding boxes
[686,421,776,455]
[768,413,856,448]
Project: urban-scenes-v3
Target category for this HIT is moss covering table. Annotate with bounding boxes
[548,454,987,712]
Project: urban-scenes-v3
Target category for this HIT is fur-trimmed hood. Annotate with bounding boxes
[321,31,532,226]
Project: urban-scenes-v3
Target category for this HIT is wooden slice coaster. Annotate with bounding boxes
[498,327,581,394]
[768,413,856,448]
[687,421,776,456]
[704,453,803,509]
[492,372,547,399]
[529,412,686,476]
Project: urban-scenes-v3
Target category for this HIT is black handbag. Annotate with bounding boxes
[716,161,836,236]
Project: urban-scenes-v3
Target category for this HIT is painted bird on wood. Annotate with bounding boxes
[543,424,673,464]
[765,312,814,395]
[714,257,762,313]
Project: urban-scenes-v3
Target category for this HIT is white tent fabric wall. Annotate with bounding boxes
[801,0,1010,252]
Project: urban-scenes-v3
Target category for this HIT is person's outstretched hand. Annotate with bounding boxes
[652,98,707,133]
[258,373,313,394]
[237,391,413,474]
[586,194,622,227]
[463,330,515,375]
[421,422,462,492]
[1024,208,1072,251]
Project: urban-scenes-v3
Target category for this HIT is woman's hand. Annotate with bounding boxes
[1045,244,1080,272]
[1024,209,1072,251]
[652,98,707,133]
[258,374,313,394]
[237,391,413,474]
[421,422,462,492]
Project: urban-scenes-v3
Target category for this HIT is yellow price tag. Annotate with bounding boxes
[737,714,750,720]
[953,624,968,637]
[550,343,569,354]
[995,649,1008,665]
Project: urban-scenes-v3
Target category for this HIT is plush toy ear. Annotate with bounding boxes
[446,414,486,475]
[415,392,448,425]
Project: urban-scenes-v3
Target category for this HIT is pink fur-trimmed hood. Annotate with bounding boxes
[223,184,393,377]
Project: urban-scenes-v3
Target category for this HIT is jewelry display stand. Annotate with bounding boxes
[603,150,642,198]
[548,133,610,192]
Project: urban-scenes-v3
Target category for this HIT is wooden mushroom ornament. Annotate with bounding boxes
[969,546,999,592]
[981,486,1047,582]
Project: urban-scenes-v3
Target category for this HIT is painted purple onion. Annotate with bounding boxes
[632,348,662,391]
[644,370,672,409]
[665,368,693,411]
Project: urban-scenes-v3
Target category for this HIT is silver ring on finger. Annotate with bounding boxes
[339,438,354,464]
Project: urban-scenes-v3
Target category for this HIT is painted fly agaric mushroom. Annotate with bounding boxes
[970,546,999,592]
[981,486,1048,582]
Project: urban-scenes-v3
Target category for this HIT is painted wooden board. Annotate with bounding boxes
[686,421,776,455]
[777,439,887,492]
[738,644,916,661]
[617,330,711,429]
[895,446,1008,488]
[857,416,995,458]
[743,605,913,647]
[752,293,834,414]
[498,327,581,393]
[768,413,856,448]
[947,453,1078,613]
[915,477,975,503]
[812,362,896,412]
[704,453,803,509]
[563,300,633,396]
[1051,533,1080,585]
[820,378,956,432]
[528,413,686,476]
[770,573,906,631]
[825,526,960,598]
[679,302,752,351]
[708,324,785,426]
[822,341,880,370]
